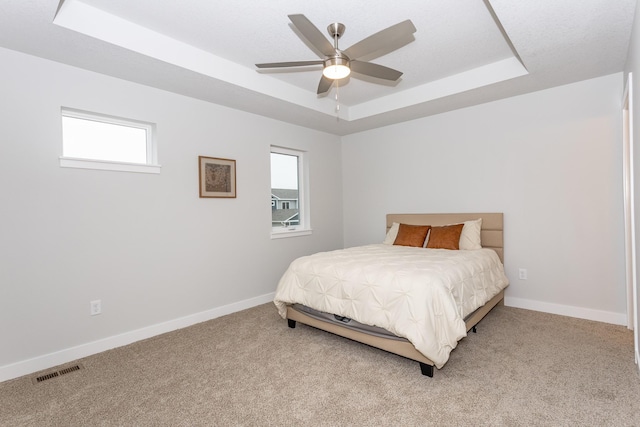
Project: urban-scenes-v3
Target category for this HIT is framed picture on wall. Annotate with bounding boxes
[198,156,236,198]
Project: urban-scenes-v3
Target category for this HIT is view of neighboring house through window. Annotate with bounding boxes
[271,146,308,236]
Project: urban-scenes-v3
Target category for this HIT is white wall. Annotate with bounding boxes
[0,47,343,381]
[623,0,640,369]
[342,74,626,324]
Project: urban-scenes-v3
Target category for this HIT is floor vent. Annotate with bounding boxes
[32,363,84,384]
[58,365,81,376]
[33,371,59,383]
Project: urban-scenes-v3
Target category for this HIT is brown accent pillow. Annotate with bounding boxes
[393,224,431,247]
[426,224,464,250]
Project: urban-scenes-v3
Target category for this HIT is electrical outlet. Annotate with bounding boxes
[90,300,101,316]
[518,268,528,280]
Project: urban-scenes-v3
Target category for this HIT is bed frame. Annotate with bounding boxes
[285,213,506,377]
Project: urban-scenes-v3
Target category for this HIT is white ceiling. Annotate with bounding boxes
[0,0,637,135]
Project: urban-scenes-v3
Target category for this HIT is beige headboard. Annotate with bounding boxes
[386,213,504,263]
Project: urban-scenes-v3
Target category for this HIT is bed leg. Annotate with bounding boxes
[287,319,296,328]
[419,362,434,377]
[472,325,477,333]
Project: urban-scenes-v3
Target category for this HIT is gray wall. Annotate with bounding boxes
[342,74,626,324]
[0,47,343,380]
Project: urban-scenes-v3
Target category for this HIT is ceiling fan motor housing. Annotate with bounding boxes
[324,53,350,68]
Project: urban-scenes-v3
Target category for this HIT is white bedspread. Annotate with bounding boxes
[274,244,509,368]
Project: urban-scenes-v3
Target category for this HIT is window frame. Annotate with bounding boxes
[270,146,311,239]
[59,107,160,174]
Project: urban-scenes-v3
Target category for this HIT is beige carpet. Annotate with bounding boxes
[1,303,639,426]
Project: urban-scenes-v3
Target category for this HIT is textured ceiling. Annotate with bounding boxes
[0,0,636,135]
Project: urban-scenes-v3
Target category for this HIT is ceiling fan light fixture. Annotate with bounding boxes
[323,57,351,80]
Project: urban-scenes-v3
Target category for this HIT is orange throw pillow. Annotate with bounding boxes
[393,224,431,247]
[426,224,464,250]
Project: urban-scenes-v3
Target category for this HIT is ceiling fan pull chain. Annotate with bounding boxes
[335,80,341,121]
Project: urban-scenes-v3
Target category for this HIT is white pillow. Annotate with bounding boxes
[459,218,482,250]
[383,222,400,244]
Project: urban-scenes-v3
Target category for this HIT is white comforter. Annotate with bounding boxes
[273,244,509,368]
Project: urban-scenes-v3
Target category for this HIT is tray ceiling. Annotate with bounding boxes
[0,0,636,135]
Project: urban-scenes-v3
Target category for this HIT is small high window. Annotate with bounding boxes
[60,108,160,173]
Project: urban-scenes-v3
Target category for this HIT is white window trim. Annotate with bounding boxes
[59,157,161,174]
[59,107,161,174]
[271,146,312,239]
[271,228,313,239]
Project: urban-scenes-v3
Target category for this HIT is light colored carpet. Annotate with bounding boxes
[1,303,639,426]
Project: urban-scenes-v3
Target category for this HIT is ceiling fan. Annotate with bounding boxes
[255,14,417,95]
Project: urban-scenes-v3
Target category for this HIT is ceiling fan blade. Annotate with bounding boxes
[256,60,324,68]
[317,75,334,94]
[350,61,403,81]
[288,14,335,57]
[343,19,416,60]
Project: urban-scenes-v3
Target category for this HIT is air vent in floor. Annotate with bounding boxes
[32,363,84,384]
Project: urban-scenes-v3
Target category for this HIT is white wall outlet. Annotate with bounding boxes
[518,268,528,280]
[90,300,101,316]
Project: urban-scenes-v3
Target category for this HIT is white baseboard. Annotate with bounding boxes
[2,294,627,383]
[505,296,627,325]
[0,292,275,383]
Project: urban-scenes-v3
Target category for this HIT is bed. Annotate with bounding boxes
[273,213,509,377]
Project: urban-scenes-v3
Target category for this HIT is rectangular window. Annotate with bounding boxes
[271,146,311,238]
[60,108,160,173]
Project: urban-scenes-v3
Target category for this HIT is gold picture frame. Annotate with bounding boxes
[198,156,236,198]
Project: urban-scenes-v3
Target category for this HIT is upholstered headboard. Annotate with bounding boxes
[386,213,504,263]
